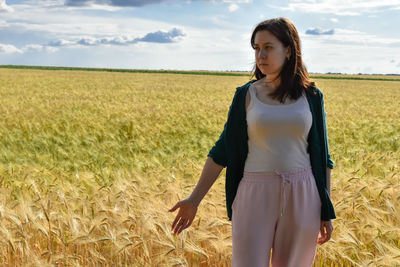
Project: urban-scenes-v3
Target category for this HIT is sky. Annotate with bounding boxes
[0,0,399,74]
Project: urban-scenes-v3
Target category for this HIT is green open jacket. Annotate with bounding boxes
[208,80,336,221]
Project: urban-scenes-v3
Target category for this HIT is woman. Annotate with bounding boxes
[169,17,336,267]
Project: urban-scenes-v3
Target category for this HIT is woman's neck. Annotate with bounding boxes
[262,75,281,91]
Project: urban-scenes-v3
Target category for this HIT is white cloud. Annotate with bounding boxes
[302,28,400,47]
[305,27,335,35]
[63,0,251,9]
[228,3,239,12]
[0,0,13,12]
[65,0,169,8]
[0,3,181,38]
[301,28,400,74]
[303,41,400,74]
[43,28,185,47]
[22,44,59,53]
[46,46,59,52]
[330,18,338,23]
[194,0,250,2]
[48,39,75,46]
[22,44,44,52]
[221,0,250,2]
[279,0,400,16]
[65,3,122,11]
[0,43,22,53]
[0,43,59,54]
[0,27,185,55]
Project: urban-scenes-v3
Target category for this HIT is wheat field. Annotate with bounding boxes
[0,68,399,266]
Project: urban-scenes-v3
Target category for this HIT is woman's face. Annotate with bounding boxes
[253,30,290,78]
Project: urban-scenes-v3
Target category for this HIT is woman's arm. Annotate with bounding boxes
[169,157,224,235]
[189,156,224,207]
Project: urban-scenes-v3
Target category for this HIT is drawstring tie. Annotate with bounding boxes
[274,170,291,217]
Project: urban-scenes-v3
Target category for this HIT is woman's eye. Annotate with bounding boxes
[254,46,271,51]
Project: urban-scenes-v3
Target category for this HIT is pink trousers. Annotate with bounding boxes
[231,166,321,267]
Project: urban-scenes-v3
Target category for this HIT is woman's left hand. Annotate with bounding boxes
[318,220,333,245]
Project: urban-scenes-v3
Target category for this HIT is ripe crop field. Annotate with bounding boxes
[0,68,399,266]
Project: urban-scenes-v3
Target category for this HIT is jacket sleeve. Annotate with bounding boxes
[207,88,239,168]
[207,122,228,167]
[320,92,335,169]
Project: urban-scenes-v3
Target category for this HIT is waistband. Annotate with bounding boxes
[242,166,313,183]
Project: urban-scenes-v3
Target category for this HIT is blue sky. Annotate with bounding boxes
[0,0,399,74]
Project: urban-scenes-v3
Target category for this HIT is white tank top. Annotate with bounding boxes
[244,83,313,172]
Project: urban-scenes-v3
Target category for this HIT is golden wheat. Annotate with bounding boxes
[0,69,399,266]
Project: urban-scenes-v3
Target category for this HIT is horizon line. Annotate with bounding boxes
[1,65,399,81]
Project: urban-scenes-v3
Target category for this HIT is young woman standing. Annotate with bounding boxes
[169,17,336,267]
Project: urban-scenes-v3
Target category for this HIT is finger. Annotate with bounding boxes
[169,203,179,212]
[175,220,186,235]
[325,228,332,241]
[181,219,192,231]
[174,218,186,232]
[318,225,327,243]
[172,216,182,230]
[180,218,189,230]
[177,224,186,235]
[179,218,190,233]
[172,217,178,230]
[320,223,325,233]
[318,236,327,245]
[321,227,328,244]
[319,229,325,241]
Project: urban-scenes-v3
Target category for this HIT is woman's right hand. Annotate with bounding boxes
[169,198,198,236]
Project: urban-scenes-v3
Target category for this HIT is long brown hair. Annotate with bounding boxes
[250,17,315,103]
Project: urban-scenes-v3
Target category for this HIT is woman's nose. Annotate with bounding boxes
[258,48,267,58]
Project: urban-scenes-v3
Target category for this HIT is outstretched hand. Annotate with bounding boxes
[169,198,198,236]
[318,220,333,245]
